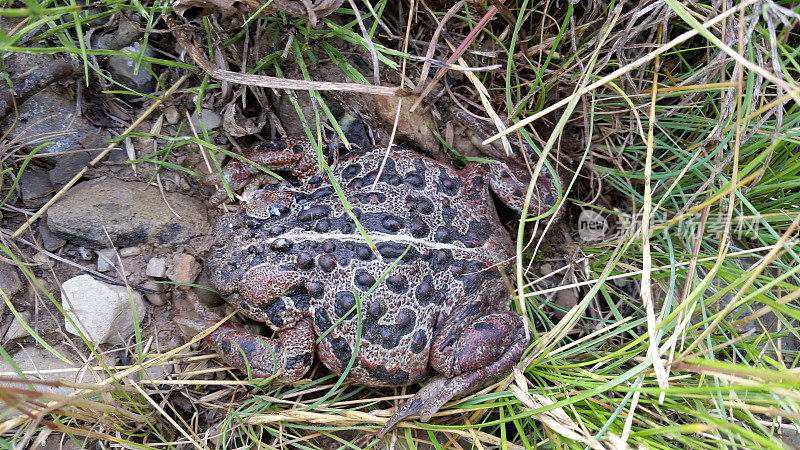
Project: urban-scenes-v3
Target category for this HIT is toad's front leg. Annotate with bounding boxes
[203,138,320,206]
[379,310,529,436]
[183,290,315,383]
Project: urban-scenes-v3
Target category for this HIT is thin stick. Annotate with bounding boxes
[10,73,191,239]
[168,13,398,97]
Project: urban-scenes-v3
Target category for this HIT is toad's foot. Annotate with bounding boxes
[178,291,315,383]
[378,312,529,437]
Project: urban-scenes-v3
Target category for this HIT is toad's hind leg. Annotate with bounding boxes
[378,312,529,436]
[182,291,315,383]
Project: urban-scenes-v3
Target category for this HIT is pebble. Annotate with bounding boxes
[38,219,66,251]
[47,178,209,248]
[96,248,117,272]
[119,246,141,257]
[18,169,54,208]
[0,75,102,162]
[32,251,52,267]
[179,177,191,191]
[143,280,166,306]
[61,274,145,344]
[49,150,90,191]
[146,256,167,278]
[3,310,32,341]
[0,345,93,398]
[166,254,201,289]
[190,108,222,131]
[164,105,180,124]
[106,43,156,93]
[77,246,93,260]
[0,262,23,303]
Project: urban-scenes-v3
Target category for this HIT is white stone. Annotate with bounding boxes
[143,280,166,306]
[61,274,145,344]
[146,257,167,278]
[190,109,222,131]
[96,248,117,272]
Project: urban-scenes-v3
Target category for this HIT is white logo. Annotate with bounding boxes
[578,210,608,242]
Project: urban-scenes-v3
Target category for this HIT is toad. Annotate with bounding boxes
[189,136,559,436]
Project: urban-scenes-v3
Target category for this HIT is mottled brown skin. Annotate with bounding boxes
[197,140,559,436]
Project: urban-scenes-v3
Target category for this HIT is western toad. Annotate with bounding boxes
[192,138,559,435]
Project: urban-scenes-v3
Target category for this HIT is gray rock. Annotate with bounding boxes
[38,219,66,251]
[0,345,92,398]
[1,87,100,162]
[49,150,90,191]
[190,109,222,131]
[80,131,108,154]
[61,274,145,344]
[91,16,140,51]
[164,105,180,124]
[39,433,84,450]
[0,261,23,302]
[18,169,54,208]
[96,248,117,272]
[3,310,32,341]
[47,178,209,248]
[146,256,167,278]
[106,43,156,93]
[119,246,141,257]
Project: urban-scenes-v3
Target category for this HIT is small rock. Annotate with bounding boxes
[143,280,166,306]
[0,345,92,397]
[166,254,201,289]
[47,178,209,248]
[146,257,167,278]
[0,261,23,301]
[106,43,156,93]
[80,131,108,155]
[3,310,32,341]
[179,176,191,191]
[18,169,54,208]
[38,219,66,251]
[32,252,52,267]
[195,270,223,307]
[49,151,90,191]
[91,15,140,51]
[61,274,145,344]
[96,248,117,272]
[375,95,443,160]
[190,109,222,131]
[132,361,172,382]
[555,288,579,312]
[1,85,100,161]
[164,105,180,124]
[39,433,84,450]
[77,247,92,261]
[119,246,141,257]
